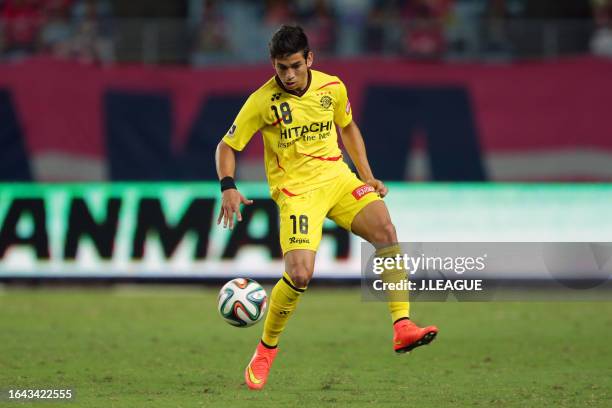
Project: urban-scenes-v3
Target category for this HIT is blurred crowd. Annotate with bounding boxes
[591,0,612,56]
[1,0,610,64]
[190,0,610,63]
[0,0,113,63]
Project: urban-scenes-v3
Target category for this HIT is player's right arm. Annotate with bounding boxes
[215,141,253,229]
[215,93,264,229]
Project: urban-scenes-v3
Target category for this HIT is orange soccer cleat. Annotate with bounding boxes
[393,318,438,354]
[244,342,278,390]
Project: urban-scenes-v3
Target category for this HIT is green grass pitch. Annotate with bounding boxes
[0,287,611,407]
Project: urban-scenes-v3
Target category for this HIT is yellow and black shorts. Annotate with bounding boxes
[274,170,381,254]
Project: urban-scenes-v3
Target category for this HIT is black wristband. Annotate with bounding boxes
[220,176,237,192]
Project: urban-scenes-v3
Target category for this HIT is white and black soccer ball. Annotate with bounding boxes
[217,278,268,327]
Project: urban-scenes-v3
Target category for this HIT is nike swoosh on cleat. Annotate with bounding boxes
[394,340,403,345]
[247,365,263,384]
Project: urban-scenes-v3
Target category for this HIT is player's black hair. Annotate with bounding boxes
[269,25,310,60]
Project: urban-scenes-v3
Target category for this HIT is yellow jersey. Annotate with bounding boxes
[222,69,353,198]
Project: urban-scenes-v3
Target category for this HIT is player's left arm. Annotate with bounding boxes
[333,78,388,197]
[339,121,388,198]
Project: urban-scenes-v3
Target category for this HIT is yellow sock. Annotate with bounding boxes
[376,244,410,323]
[261,272,306,347]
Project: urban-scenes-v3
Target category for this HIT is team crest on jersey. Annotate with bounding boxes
[271,93,281,101]
[227,124,236,137]
[320,96,332,109]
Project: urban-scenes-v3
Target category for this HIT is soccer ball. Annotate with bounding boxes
[218,278,268,327]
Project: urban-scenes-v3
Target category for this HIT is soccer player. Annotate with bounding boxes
[215,25,438,390]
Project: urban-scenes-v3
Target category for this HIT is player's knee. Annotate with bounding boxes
[286,264,312,289]
[370,222,397,245]
[292,273,310,289]
[291,267,312,288]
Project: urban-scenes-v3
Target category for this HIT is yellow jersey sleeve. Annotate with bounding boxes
[222,93,264,151]
[334,78,353,128]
